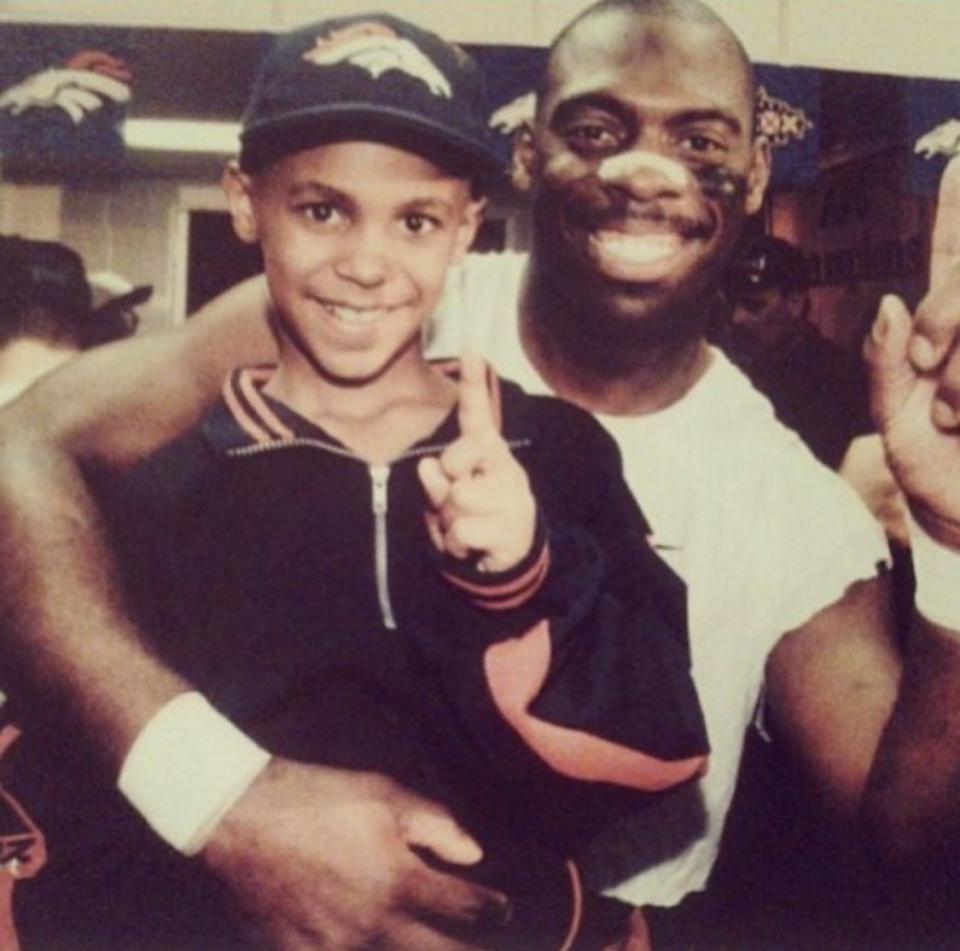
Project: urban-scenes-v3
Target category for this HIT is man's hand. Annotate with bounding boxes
[865,155,960,547]
[418,354,536,573]
[202,759,510,950]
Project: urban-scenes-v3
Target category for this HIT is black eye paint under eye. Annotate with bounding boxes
[694,166,747,204]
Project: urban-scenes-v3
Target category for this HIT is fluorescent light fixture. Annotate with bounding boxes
[124,118,241,154]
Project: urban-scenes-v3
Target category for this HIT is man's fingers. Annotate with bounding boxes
[930,154,960,295]
[457,353,496,436]
[932,346,960,429]
[864,294,916,428]
[402,807,482,865]
[911,155,960,373]
[402,864,511,932]
[418,456,451,510]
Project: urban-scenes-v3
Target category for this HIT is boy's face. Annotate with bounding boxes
[225,140,484,385]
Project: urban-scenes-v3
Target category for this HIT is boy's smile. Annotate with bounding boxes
[224,140,483,406]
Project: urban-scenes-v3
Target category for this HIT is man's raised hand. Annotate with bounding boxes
[865,154,960,546]
[417,354,537,572]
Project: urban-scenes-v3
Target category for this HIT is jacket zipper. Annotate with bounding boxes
[369,464,397,630]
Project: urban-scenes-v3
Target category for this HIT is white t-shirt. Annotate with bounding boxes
[430,252,890,907]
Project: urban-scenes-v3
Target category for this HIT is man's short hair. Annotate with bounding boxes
[542,0,757,125]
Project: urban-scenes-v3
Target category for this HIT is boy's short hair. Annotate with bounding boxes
[239,13,505,184]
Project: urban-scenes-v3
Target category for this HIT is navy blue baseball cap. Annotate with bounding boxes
[239,13,505,180]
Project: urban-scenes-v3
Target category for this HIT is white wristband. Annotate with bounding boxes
[117,692,270,856]
[909,514,960,631]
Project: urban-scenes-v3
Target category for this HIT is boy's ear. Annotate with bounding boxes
[222,161,259,244]
[451,195,487,264]
[744,136,771,216]
[511,123,538,195]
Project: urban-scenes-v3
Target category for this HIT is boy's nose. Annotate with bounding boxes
[597,149,690,202]
[333,231,389,287]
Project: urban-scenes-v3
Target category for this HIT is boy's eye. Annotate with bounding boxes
[301,201,339,223]
[402,213,438,235]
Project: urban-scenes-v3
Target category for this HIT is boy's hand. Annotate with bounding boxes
[418,354,537,573]
[865,155,960,547]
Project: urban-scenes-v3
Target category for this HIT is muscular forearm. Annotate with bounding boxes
[0,424,187,767]
[0,274,275,762]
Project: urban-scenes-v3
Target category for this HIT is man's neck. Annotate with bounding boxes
[518,262,713,417]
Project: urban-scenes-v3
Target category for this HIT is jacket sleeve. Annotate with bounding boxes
[439,398,710,795]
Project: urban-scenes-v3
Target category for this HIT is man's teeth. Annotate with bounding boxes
[592,231,682,265]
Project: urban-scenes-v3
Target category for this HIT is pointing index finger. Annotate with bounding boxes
[457,352,496,436]
[931,154,960,294]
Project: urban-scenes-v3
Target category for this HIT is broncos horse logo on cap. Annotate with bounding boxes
[302,21,451,98]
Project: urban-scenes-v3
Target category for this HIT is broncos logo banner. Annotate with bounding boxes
[909,77,960,195]
[0,25,132,175]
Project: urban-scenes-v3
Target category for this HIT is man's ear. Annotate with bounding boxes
[511,122,538,195]
[222,161,259,244]
[744,137,771,216]
[451,195,487,265]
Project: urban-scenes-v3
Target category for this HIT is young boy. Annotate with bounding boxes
[13,15,707,950]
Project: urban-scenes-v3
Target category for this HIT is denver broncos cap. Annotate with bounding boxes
[239,14,505,179]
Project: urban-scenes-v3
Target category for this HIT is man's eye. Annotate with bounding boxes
[403,213,438,235]
[564,123,621,153]
[679,133,726,155]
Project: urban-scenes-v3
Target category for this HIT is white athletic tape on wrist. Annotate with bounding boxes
[909,514,960,631]
[118,692,270,856]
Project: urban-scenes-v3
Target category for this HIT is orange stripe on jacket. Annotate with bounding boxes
[442,546,549,607]
[484,622,708,791]
[238,368,295,441]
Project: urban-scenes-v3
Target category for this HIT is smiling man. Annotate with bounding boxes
[3,1,960,949]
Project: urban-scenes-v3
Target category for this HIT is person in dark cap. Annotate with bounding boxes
[715,233,873,468]
[0,236,146,405]
[10,14,708,951]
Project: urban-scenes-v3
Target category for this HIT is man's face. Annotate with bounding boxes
[521,12,769,335]
[225,140,482,386]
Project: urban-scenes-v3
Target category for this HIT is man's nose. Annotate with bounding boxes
[597,149,690,201]
[333,227,388,287]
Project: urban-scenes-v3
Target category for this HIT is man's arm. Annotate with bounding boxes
[0,276,509,948]
[0,274,275,758]
[766,157,960,867]
[764,575,901,826]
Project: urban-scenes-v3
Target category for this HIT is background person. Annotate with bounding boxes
[0,235,145,407]
[713,233,874,469]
